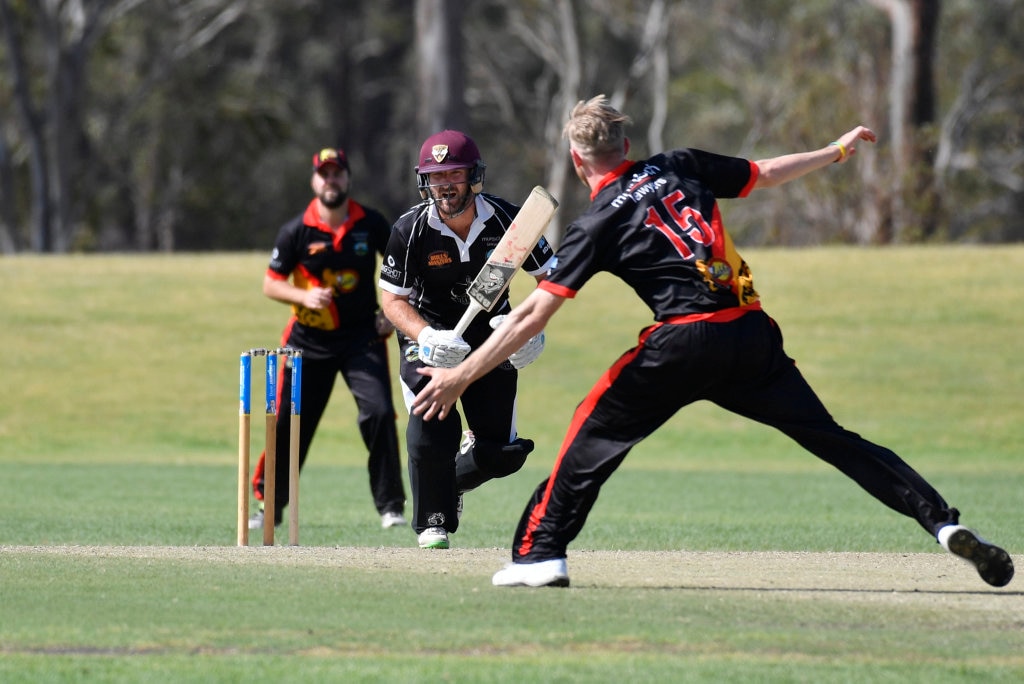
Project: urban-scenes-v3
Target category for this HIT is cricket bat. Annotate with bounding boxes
[452,186,558,336]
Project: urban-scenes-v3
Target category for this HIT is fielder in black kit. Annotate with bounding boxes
[379,130,555,550]
[411,96,1014,589]
[250,147,407,532]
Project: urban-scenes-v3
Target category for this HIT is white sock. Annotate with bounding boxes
[936,523,966,550]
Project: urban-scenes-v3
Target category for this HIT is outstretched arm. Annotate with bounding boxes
[753,126,877,189]
[411,287,566,420]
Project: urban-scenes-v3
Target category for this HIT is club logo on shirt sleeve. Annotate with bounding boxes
[380,255,401,280]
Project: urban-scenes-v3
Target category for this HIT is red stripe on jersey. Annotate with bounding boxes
[281,317,297,347]
[740,162,759,197]
[539,280,577,299]
[517,322,661,557]
[661,301,761,325]
[266,269,288,281]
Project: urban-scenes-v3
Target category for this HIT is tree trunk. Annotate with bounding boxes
[0,125,18,253]
[867,0,940,241]
[415,0,467,138]
[908,0,941,239]
[1,0,51,251]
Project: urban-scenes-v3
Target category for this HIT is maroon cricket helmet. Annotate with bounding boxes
[415,130,482,173]
[415,130,486,197]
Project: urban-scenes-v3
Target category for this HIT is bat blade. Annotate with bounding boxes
[453,186,558,335]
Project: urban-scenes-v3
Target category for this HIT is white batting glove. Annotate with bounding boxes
[417,326,471,368]
[489,315,545,370]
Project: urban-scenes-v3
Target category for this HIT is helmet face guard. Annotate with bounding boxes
[415,130,486,199]
[417,162,485,199]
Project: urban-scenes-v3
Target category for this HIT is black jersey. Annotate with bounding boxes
[267,198,391,357]
[541,149,760,321]
[379,193,555,344]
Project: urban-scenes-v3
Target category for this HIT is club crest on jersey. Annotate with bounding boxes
[699,258,733,287]
[324,267,359,293]
[352,231,369,256]
[431,145,449,163]
[336,269,358,292]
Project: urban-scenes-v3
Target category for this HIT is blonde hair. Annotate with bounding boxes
[562,95,632,161]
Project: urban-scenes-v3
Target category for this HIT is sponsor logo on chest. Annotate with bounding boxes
[427,251,453,268]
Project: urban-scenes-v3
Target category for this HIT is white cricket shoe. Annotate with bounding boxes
[492,558,570,587]
[247,508,264,530]
[417,527,449,549]
[247,506,281,530]
[380,511,407,529]
[938,524,1014,587]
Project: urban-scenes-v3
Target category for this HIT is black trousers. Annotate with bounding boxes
[253,335,405,519]
[511,310,958,562]
[400,351,521,535]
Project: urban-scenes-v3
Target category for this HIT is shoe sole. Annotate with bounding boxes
[492,562,570,588]
[947,528,1014,587]
[494,575,570,588]
[419,540,449,549]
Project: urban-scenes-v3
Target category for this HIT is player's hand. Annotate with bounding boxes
[490,315,545,369]
[412,366,466,420]
[374,309,395,338]
[417,326,471,368]
[301,286,333,310]
[832,126,877,163]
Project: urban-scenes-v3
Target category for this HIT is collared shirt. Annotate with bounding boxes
[379,193,555,345]
[266,198,391,355]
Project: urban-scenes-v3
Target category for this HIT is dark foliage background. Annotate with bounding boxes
[1,0,1021,253]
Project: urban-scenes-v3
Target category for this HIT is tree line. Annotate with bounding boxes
[1,0,1021,254]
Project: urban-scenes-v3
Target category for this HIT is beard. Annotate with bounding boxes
[430,184,473,219]
[319,184,348,209]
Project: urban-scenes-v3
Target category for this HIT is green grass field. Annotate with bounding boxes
[1,247,1023,682]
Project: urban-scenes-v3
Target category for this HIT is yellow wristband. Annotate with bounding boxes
[829,141,847,163]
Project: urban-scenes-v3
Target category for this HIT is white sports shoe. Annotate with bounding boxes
[247,508,264,530]
[938,524,1014,587]
[381,511,407,529]
[247,506,281,530]
[492,558,570,587]
[417,526,449,549]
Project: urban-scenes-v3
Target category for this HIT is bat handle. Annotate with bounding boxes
[452,301,483,338]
